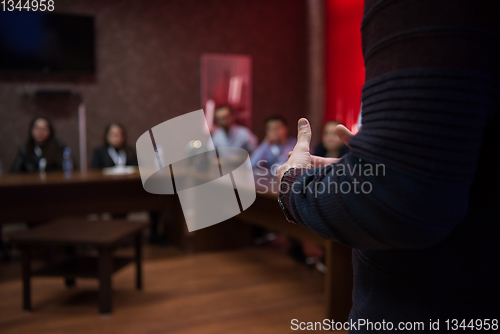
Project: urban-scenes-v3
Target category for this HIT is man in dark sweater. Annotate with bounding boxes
[277,0,499,332]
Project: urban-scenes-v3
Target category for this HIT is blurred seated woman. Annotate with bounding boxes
[10,117,66,173]
[293,121,349,271]
[313,120,349,158]
[93,123,164,243]
[92,123,137,169]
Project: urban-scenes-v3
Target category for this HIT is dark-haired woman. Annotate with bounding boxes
[92,123,137,169]
[91,124,166,243]
[313,121,350,158]
[10,117,66,173]
[6,117,69,259]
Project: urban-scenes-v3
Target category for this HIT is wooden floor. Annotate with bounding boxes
[0,245,343,334]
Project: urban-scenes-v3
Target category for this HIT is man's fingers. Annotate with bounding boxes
[288,151,293,158]
[296,118,312,149]
[336,124,354,147]
[310,155,339,167]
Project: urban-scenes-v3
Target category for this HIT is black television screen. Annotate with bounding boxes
[0,12,95,74]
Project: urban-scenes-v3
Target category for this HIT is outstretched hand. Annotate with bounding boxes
[276,119,354,182]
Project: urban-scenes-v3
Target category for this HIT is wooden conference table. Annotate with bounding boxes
[0,170,352,320]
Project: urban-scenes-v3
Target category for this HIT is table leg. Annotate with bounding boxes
[135,232,143,290]
[325,241,353,321]
[65,277,76,288]
[21,246,32,311]
[64,246,77,288]
[98,246,112,314]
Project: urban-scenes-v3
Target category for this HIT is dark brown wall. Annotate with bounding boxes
[0,0,307,170]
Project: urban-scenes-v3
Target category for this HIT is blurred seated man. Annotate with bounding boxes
[10,116,67,173]
[251,116,296,176]
[251,116,301,261]
[92,123,138,169]
[313,120,350,158]
[211,105,257,153]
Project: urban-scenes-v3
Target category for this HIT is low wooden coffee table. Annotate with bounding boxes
[10,218,148,314]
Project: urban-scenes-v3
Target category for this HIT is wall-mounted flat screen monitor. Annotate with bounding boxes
[0,12,95,74]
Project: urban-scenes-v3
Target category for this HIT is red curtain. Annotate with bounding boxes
[324,0,365,132]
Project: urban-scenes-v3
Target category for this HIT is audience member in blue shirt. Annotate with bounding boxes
[251,115,296,176]
[211,105,257,153]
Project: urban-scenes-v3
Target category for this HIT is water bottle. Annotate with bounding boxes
[62,147,73,177]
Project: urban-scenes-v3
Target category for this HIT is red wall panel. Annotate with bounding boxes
[325,0,365,131]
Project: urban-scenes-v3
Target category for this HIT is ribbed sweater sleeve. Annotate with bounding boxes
[280,0,500,250]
